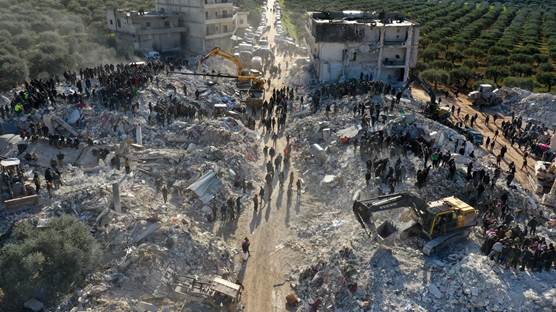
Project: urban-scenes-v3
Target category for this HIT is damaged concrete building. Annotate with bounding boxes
[305,11,419,84]
[108,0,249,55]
[107,10,188,55]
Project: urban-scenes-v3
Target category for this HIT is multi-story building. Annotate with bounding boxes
[107,0,248,56]
[305,11,420,85]
[106,10,188,55]
[155,0,248,53]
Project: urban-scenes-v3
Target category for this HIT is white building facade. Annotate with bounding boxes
[305,11,419,85]
[155,0,248,53]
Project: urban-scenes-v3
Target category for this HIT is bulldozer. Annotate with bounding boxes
[0,158,39,213]
[197,47,266,109]
[353,192,477,255]
[468,84,502,107]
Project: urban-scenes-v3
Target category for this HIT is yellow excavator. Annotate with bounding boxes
[197,47,265,108]
[353,193,477,255]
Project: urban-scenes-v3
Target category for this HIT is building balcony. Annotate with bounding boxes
[383,39,407,46]
[136,26,187,35]
[205,16,234,24]
[206,31,234,39]
[205,1,234,8]
[383,59,406,67]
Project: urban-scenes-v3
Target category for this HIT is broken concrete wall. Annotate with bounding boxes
[312,23,365,42]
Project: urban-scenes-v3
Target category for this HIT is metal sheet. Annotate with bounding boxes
[187,170,222,204]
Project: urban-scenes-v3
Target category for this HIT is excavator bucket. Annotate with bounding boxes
[353,193,425,243]
[376,220,398,240]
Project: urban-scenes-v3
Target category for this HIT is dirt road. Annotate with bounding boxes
[412,88,535,192]
[226,0,311,310]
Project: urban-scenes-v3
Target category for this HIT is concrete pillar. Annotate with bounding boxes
[377,28,385,80]
[403,27,414,83]
[112,183,121,213]
[136,125,143,145]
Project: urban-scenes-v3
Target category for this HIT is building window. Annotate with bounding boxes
[223,10,227,17]
[206,12,208,19]
[240,19,244,25]
[223,25,228,32]
[215,11,219,17]
[117,19,121,28]
[110,20,113,25]
[146,22,151,27]
[352,52,357,61]
[205,0,208,4]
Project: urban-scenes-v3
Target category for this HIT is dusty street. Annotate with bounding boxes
[220,0,317,310]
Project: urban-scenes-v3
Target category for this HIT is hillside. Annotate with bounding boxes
[280,0,556,93]
[0,0,152,91]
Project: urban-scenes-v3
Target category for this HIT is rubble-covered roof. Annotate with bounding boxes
[308,11,416,27]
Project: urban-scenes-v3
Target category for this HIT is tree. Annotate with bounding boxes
[536,72,556,92]
[421,47,441,60]
[509,53,533,64]
[446,49,464,64]
[420,69,449,89]
[488,46,508,56]
[430,60,453,70]
[0,55,28,90]
[450,66,474,89]
[539,63,554,72]
[485,66,509,85]
[509,63,533,77]
[0,216,100,310]
[463,47,483,58]
[503,77,535,91]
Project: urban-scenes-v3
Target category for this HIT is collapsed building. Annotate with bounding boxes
[304,11,419,85]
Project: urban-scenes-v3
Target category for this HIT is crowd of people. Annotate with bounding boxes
[481,194,555,271]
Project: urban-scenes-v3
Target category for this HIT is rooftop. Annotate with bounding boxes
[308,11,417,27]
[115,9,180,18]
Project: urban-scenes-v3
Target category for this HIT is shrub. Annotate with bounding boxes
[0,216,100,311]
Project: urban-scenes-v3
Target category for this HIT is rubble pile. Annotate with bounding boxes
[0,66,267,311]
[497,87,556,124]
[293,243,556,312]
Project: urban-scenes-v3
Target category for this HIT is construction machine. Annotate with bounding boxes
[197,47,266,109]
[468,84,502,107]
[401,74,450,122]
[353,192,477,255]
[0,158,38,212]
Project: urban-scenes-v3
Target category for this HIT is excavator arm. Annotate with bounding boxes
[197,47,266,89]
[353,192,427,230]
[198,47,244,76]
[401,73,436,107]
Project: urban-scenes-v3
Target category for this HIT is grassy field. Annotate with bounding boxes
[280,0,556,93]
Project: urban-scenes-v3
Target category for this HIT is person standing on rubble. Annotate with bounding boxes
[33,172,40,193]
[161,184,168,204]
[124,158,131,174]
[56,151,65,168]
